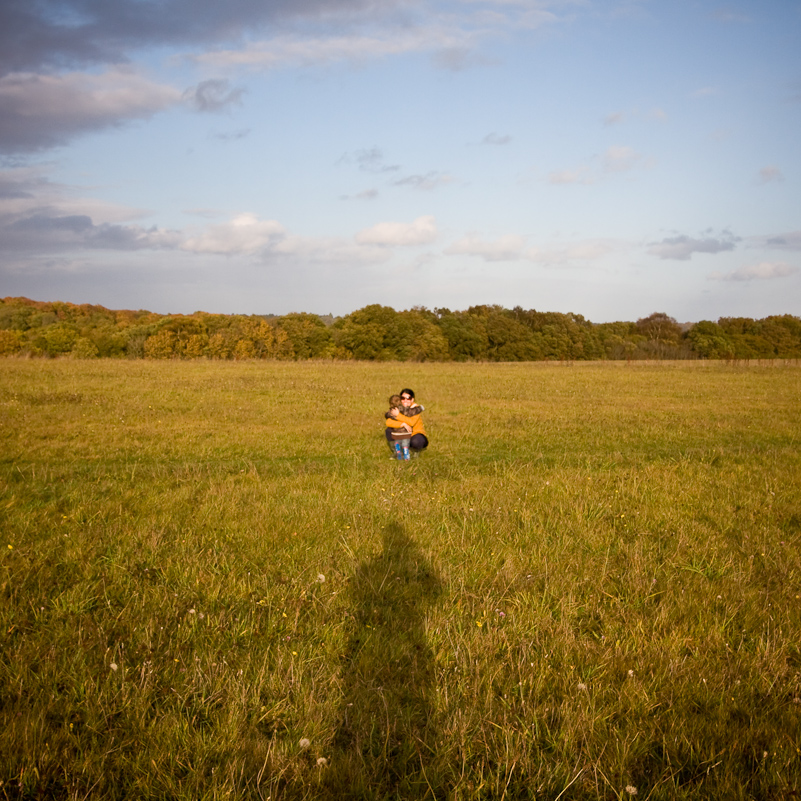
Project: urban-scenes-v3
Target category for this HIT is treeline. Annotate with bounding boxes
[1,297,800,361]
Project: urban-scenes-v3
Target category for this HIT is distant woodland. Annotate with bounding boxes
[2,296,800,361]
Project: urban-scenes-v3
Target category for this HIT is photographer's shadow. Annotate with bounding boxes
[329,522,444,798]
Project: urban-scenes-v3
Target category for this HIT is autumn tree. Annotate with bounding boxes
[686,321,734,359]
[275,313,334,359]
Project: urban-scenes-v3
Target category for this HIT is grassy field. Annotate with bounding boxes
[1,359,800,800]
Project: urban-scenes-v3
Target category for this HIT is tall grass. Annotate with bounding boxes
[1,360,800,799]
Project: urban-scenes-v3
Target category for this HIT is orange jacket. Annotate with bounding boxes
[386,410,426,438]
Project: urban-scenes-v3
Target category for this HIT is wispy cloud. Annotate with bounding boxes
[338,148,400,174]
[210,128,251,142]
[757,165,783,184]
[481,132,512,145]
[444,232,626,265]
[711,8,751,23]
[603,145,641,173]
[191,29,476,72]
[758,231,801,251]
[525,238,625,265]
[0,0,417,77]
[341,189,379,201]
[355,215,437,246]
[647,231,739,260]
[445,233,526,261]
[547,166,595,185]
[0,165,149,224]
[393,172,455,191]
[709,261,797,281]
[548,145,645,184]
[183,79,244,112]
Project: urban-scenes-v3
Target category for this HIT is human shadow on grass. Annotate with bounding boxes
[326,522,444,799]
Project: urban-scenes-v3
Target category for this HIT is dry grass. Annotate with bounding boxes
[1,359,800,799]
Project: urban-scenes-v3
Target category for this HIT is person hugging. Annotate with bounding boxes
[384,388,429,460]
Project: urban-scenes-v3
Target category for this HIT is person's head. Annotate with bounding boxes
[388,394,402,410]
[400,388,415,407]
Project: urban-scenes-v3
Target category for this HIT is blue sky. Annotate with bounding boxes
[1,0,799,321]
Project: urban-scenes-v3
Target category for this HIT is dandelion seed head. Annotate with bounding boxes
[299,738,311,749]
[316,574,326,583]
[316,757,328,767]
[110,663,118,671]
[577,682,588,691]
[625,786,638,796]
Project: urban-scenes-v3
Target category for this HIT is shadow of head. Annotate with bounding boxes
[351,522,443,612]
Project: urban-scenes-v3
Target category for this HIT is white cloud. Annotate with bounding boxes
[603,111,624,126]
[445,233,526,261]
[181,213,287,254]
[647,232,739,260]
[709,261,798,281]
[0,68,181,153]
[355,215,438,246]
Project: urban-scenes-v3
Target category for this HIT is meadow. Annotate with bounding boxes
[1,359,799,800]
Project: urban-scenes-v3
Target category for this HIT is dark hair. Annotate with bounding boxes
[400,388,415,399]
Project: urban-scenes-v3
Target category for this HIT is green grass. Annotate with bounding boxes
[1,359,800,800]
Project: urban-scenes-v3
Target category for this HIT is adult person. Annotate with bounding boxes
[385,388,429,455]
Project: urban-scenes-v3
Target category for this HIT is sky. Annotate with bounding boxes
[1,0,799,322]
